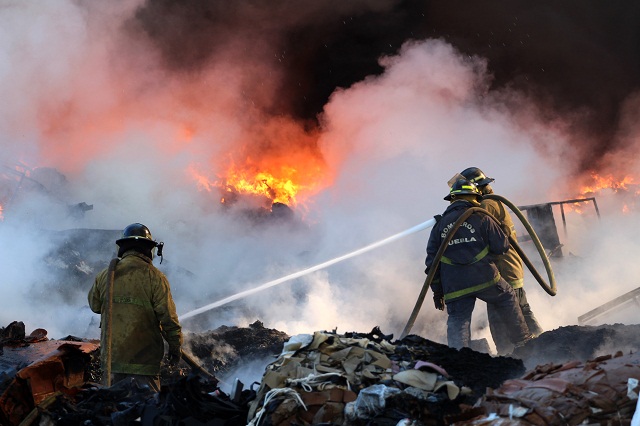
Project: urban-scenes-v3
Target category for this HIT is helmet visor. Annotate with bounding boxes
[447,173,466,188]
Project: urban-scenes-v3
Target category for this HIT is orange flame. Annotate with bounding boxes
[580,172,635,195]
[222,166,301,205]
[191,153,328,208]
[566,172,639,214]
[189,117,332,210]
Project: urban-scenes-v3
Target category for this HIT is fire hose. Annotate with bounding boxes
[399,196,557,339]
[104,258,118,387]
[485,194,556,296]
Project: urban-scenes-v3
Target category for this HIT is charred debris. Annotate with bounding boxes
[1,320,639,425]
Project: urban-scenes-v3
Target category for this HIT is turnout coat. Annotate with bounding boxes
[480,197,525,289]
[89,250,182,375]
[426,200,510,303]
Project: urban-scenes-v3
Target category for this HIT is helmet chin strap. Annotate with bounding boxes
[156,242,164,264]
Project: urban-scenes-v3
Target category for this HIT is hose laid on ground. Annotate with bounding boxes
[400,197,557,339]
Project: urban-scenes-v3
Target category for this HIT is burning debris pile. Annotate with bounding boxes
[1,321,639,425]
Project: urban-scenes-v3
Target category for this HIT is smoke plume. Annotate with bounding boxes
[0,0,639,353]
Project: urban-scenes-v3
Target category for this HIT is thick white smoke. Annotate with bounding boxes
[0,0,638,354]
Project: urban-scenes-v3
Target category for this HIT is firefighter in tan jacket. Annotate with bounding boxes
[89,223,182,390]
[460,168,543,354]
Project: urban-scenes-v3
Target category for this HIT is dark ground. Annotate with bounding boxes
[513,323,640,370]
[2,320,639,425]
[180,321,640,425]
[182,322,640,393]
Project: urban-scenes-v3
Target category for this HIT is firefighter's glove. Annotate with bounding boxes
[433,294,445,311]
[168,347,182,369]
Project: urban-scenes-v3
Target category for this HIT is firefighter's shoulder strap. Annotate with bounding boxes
[104,258,119,387]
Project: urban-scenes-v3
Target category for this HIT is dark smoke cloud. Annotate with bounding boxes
[128,0,424,118]
[130,0,640,175]
[423,1,640,174]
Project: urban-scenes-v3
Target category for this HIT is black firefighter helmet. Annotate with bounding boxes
[460,167,495,187]
[444,178,482,201]
[116,223,164,259]
[116,223,156,247]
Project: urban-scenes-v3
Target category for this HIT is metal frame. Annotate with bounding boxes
[578,287,640,325]
[518,197,600,238]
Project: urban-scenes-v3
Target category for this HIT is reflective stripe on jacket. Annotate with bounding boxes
[88,251,182,375]
[426,200,509,302]
[480,198,524,288]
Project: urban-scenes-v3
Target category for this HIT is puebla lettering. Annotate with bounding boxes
[441,221,476,239]
[448,237,477,245]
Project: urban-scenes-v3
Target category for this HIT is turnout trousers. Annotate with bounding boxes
[446,279,531,350]
[488,287,544,354]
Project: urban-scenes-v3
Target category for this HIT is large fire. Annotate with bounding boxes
[189,150,330,210]
[188,117,333,211]
[217,159,325,207]
[221,168,301,205]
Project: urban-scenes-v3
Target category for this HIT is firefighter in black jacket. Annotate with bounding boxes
[426,178,532,349]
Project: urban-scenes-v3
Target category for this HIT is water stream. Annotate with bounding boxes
[179,218,436,321]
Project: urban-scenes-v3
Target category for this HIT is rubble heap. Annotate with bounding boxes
[0,322,99,425]
[247,328,525,425]
[513,323,640,370]
[461,351,640,425]
[184,320,290,378]
[1,321,640,425]
[37,374,248,425]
